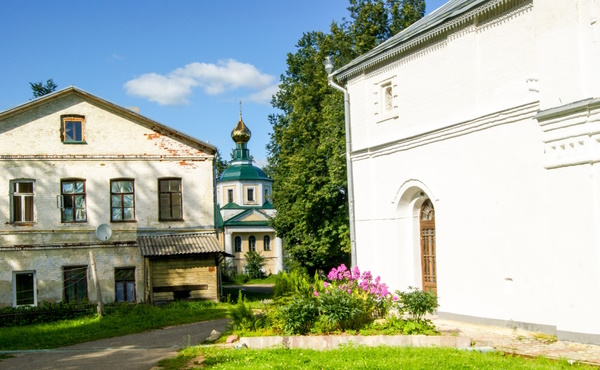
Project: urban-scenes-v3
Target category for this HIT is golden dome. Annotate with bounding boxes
[231,117,251,144]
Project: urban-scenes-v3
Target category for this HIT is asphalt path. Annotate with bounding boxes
[0,318,229,370]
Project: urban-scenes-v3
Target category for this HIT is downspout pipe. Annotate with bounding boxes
[327,74,357,268]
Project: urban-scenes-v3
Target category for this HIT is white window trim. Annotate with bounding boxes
[224,186,236,204]
[10,179,36,224]
[12,270,37,307]
[374,76,399,123]
[243,185,258,205]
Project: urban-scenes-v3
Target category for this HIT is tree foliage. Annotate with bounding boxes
[214,148,230,179]
[267,0,425,273]
[30,79,57,99]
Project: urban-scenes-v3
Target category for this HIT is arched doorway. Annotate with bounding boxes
[420,199,437,292]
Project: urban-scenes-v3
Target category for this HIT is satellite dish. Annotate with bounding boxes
[95,224,112,241]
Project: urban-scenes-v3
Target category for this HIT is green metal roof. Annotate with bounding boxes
[222,208,272,227]
[219,163,273,182]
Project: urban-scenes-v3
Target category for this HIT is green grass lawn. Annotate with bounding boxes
[0,301,229,351]
[158,346,596,370]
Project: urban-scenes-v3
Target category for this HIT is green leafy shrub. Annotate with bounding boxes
[233,273,250,285]
[317,287,372,331]
[397,287,439,321]
[278,295,319,335]
[228,291,255,330]
[244,251,266,279]
[0,301,95,327]
[273,270,313,298]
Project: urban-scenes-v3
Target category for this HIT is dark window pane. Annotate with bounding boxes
[116,282,125,302]
[126,282,135,302]
[16,273,34,305]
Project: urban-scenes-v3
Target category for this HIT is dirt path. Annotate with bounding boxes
[0,318,229,370]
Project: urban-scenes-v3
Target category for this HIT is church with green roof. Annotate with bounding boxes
[216,113,283,275]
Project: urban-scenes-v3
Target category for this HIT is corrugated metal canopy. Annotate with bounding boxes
[138,233,222,257]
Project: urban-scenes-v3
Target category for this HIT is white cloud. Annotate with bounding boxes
[246,84,279,104]
[124,59,276,106]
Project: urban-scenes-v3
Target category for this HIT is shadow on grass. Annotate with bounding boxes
[0,303,229,351]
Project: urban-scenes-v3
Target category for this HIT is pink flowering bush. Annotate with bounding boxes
[318,264,397,319]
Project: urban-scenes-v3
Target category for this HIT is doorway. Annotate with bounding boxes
[420,199,437,292]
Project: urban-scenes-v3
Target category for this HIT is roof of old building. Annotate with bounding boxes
[0,86,216,154]
[137,232,222,257]
[334,0,505,79]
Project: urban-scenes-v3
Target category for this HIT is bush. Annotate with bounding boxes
[244,251,266,279]
[273,270,313,298]
[278,295,319,335]
[0,301,95,327]
[233,273,250,285]
[397,287,439,321]
[229,291,260,331]
[317,287,372,332]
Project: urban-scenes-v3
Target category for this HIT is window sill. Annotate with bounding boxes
[158,219,185,222]
[110,220,137,223]
[10,222,35,227]
[62,141,88,145]
[376,113,399,124]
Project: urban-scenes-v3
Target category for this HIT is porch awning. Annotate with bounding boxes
[138,233,226,257]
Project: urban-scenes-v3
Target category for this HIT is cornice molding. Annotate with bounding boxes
[0,154,211,161]
[352,101,539,161]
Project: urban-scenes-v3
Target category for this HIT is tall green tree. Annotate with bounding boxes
[267,0,425,274]
[29,79,57,99]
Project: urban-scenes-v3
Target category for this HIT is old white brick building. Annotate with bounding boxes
[0,87,223,307]
[331,0,600,344]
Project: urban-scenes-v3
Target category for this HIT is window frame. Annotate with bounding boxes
[374,76,399,123]
[110,179,136,222]
[63,266,88,303]
[10,179,35,224]
[158,178,183,221]
[244,185,257,205]
[227,189,234,204]
[60,179,87,223]
[115,267,136,303]
[249,235,256,252]
[13,270,37,307]
[61,115,86,144]
[234,236,242,253]
[263,235,271,251]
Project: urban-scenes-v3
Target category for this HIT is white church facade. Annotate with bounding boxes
[330,0,600,344]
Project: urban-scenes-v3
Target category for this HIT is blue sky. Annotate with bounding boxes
[0,0,446,165]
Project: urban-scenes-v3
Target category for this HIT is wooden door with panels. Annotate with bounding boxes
[420,199,437,293]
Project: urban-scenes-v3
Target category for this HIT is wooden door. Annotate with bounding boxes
[420,199,437,293]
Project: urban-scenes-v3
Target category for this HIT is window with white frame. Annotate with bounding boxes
[263,235,271,251]
[13,271,36,306]
[374,77,398,122]
[244,186,257,205]
[10,180,35,223]
[227,189,234,204]
[249,236,256,252]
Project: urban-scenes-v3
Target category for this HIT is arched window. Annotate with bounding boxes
[249,236,256,252]
[234,236,242,252]
[263,235,271,251]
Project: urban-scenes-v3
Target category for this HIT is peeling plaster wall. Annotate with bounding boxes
[0,246,143,307]
[0,91,216,307]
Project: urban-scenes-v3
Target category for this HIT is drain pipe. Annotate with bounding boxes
[324,56,357,268]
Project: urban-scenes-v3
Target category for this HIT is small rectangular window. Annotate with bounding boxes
[111,179,135,221]
[234,236,242,252]
[64,266,88,303]
[227,189,234,204]
[61,115,85,143]
[13,271,36,306]
[11,180,35,223]
[61,180,86,222]
[263,235,271,251]
[158,178,182,221]
[247,188,255,202]
[115,268,136,303]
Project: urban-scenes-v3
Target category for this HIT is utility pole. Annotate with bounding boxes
[89,251,104,317]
